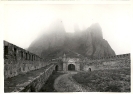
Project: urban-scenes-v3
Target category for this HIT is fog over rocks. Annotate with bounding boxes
[28,19,115,60]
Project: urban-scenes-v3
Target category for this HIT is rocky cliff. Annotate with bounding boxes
[28,19,66,57]
[28,20,115,60]
[83,23,115,58]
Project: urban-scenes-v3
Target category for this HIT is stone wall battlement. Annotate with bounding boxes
[87,53,130,61]
[83,53,131,71]
[4,41,44,62]
[4,41,48,79]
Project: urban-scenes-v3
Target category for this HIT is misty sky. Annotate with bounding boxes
[3,4,132,55]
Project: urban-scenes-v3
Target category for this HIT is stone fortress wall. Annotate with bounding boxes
[83,53,131,71]
[4,40,131,92]
[52,50,130,72]
[4,41,57,92]
[4,41,49,79]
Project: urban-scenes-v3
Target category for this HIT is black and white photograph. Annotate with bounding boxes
[2,1,132,93]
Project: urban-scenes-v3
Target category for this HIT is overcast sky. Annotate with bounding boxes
[3,4,132,55]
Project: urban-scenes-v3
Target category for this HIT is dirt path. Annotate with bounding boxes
[54,71,88,92]
[39,71,64,92]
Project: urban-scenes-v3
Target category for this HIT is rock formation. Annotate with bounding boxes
[28,20,115,60]
[28,19,66,57]
[83,23,115,58]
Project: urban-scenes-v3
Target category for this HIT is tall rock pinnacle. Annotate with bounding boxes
[28,21,115,59]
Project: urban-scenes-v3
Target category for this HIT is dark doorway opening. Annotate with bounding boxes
[68,64,75,71]
[89,68,91,71]
[55,65,58,71]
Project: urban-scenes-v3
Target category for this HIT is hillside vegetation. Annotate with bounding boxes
[72,68,130,92]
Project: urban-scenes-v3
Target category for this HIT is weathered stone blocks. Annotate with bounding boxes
[4,41,48,79]
[83,54,130,71]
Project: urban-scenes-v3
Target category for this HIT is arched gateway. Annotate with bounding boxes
[61,54,81,71]
[55,65,59,71]
[68,64,75,71]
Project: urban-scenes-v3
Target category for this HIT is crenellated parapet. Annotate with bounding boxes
[4,40,48,79]
[4,41,44,62]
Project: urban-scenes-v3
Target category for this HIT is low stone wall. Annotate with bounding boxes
[4,41,48,79]
[20,64,56,92]
[4,63,56,92]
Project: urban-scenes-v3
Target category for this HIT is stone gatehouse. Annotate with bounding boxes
[54,52,131,72]
[55,54,82,72]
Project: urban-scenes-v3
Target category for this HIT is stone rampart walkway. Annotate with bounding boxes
[4,64,52,92]
[54,71,89,92]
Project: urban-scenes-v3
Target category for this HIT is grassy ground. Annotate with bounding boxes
[72,68,130,92]
[39,71,64,92]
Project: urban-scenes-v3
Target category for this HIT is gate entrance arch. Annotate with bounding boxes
[89,68,91,71]
[68,64,75,71]
[55,65,58,71]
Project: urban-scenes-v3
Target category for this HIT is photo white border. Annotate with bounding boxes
[0,0,133,94]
